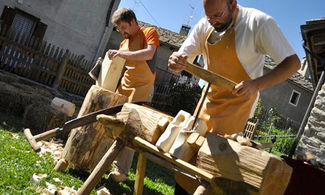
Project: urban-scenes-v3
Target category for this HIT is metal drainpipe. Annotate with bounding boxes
[288,70,325,158]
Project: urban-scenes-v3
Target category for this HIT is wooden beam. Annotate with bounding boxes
[134,153,147,195]
[133,136,215,182]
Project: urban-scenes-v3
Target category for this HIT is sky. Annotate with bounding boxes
[118,0,325,60]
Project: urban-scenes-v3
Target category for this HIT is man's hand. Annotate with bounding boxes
[232,80,259,97]
[168,52,188,72]
[107,49,122,59]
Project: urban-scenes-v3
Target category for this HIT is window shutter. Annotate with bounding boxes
[33,21,47,41]
[1,6,16,32]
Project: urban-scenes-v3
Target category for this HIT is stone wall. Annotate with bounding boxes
[298,83,325,164]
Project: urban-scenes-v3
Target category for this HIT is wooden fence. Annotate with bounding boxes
[0,24,94,96]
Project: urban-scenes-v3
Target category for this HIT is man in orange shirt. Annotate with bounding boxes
[107,8,159,182]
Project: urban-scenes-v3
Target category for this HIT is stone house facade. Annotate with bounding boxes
[296,17,325,164]
[260,56,314,129]
[0,0,121,61]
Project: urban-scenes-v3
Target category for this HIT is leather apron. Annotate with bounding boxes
[116,29,155,102]
[198,27,257,135]
[175,24,257,194]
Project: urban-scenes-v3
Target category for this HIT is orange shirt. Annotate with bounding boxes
[120,27,160,49]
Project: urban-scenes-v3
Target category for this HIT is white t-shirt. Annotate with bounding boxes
[179,5,296,80]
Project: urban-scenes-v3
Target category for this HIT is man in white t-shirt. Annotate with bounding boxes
[168,0,300,194]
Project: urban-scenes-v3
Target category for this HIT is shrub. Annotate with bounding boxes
[274,137,295,155]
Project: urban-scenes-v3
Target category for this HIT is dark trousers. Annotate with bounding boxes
[174,182,190,195]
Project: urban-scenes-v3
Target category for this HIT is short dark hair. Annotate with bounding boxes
[111,8,137,25]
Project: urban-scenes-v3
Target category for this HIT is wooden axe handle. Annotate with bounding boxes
[24,128,40,152]
[185,62,237,91]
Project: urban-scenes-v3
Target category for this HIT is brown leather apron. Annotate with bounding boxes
[175,24,257,194]
[116,29,155,102]
[198,27,257,135]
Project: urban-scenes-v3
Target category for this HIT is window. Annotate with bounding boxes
[1,6,47,42]
[9,12,37,43]
[289,90,300,106]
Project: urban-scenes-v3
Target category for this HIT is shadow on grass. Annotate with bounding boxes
[0,112,25,133]
[131,153,176,187]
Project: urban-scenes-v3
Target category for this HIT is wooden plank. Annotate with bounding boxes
[185,61,237,91]
[97,53,126,91]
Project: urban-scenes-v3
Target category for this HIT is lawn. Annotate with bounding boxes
[0,118,175,195]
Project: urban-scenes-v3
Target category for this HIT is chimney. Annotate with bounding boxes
[179,24,191,36]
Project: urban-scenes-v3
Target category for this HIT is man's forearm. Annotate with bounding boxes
[119,45,156,61]
[254,54,301,91]
[119,49,152,61]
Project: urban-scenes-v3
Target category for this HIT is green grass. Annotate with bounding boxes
[0,123,175,195]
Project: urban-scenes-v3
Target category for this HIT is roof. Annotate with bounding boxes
[300,17,325,87]
[138,21,187,48]
[264,55,313,92]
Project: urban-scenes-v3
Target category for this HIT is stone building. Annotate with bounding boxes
[296,17,325,164]
[0,0,121,61]
[260,56,314,129]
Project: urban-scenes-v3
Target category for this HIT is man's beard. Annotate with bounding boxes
[123,33,131,39]
[213,14,233,32]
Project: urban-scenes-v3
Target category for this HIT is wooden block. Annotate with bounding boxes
[50,97,76,117]
[195,136,205,148]
[169,117,208,162]
[196,133,292,194]
[97,53,125,91]
[187,132,200,146]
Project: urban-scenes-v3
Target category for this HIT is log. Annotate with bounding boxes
[99,103,173,145]
[76,104,173,193]
[50,97,76,117]
[196,133,292,195]
[59,85,128,170]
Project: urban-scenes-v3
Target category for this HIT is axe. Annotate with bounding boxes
[24,102,146,152]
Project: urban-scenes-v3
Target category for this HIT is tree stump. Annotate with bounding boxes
[58,85,128,170]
